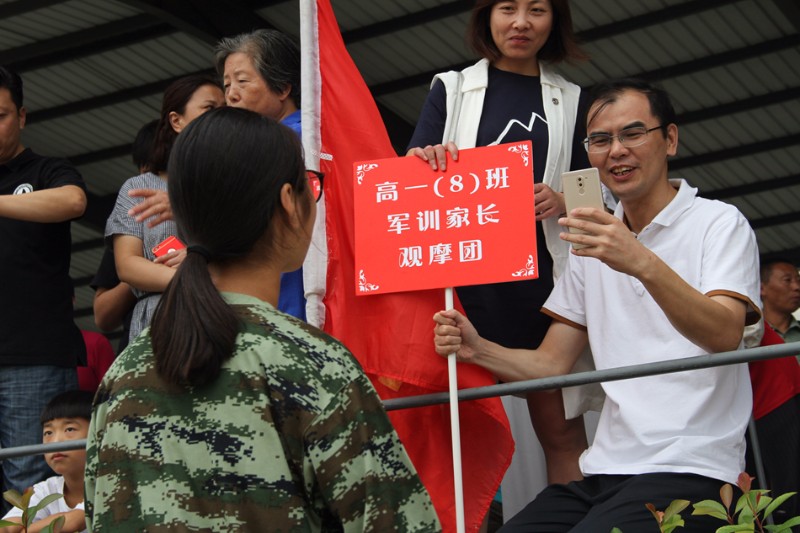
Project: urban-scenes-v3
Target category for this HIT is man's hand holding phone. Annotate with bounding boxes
[560,208,655,278]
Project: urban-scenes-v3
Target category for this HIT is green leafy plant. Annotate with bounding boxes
[610,500,691,533]
[612,472,799,533]
[648,499,691,533]
[0,488,65,533]
[691,472,799,533]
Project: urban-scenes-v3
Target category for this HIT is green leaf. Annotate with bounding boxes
[734,494,750,515]
[610,528,624,533]
[0,519,22,527]
[754,495,772,515]
[661,516,685,533]
[736,506,755,525]
[29,492,63,516]
[763,492,797,519]
[693,500,729,521]
[663,499,691,521]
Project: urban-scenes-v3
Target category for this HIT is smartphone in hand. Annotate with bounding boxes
[562,168,604,249]
[152,235,186,257]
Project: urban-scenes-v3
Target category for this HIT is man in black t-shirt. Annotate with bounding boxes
[0,66,87,508]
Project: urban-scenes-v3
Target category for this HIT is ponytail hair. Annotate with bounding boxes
[150,107,308,387]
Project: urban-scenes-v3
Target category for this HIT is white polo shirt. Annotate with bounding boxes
[543,179,761,484]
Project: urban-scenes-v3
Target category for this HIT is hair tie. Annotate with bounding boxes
[186,245,212,262]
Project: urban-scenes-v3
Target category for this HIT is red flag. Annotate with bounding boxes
[301,1,514,531]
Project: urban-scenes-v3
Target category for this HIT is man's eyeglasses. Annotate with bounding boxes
[583,125,664,153]
[307,170,324,202]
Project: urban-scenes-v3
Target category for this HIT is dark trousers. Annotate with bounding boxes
[747,394,800,522]
[500,473,728,532]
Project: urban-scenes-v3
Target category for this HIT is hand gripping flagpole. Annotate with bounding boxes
[445,286,466,533]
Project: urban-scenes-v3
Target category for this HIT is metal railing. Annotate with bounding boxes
[1,341,798,461]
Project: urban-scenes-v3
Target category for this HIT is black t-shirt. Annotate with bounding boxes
[0,148,86,366]
[91,246,133,352]
[408,66,590,348]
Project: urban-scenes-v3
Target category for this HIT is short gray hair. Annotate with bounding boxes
[215,29,300,109]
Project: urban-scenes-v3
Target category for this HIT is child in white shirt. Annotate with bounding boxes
[1,390,92,533]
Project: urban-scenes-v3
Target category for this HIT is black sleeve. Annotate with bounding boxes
[45,157,87,192]
[569,88,591,171]
[406,80,448,152]
[90,246,120,290]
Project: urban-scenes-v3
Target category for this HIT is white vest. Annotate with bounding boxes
[434,58,581,281]
[435,60,604,418]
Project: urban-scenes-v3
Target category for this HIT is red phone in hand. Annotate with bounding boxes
[152,236,185,257]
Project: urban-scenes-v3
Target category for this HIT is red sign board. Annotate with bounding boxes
[353,141,538,295]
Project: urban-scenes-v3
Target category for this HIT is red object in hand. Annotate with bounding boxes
[152,236,185,257]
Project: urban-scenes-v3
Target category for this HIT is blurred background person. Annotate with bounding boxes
[760,258,800,362]
[0,66,86,510]
[105,74,223,343]
[743,319,800,522]
[215,29,307,321]
[92,119,157,352]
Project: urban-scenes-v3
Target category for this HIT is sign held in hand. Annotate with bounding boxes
[354,141,538,295]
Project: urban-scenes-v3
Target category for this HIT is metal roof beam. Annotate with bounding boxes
[373,33,799,97]
[371,61,474,97]
[703,174,800,200]
[0,0,66,18]
[761,246,800,265]
[577,0,735,42]
[26,69,215,124]
[70,145,132,168]
[750,212,800,230]
[3,15,174,73]
[116,0,271,44]
[671,133,800,171]
[677,87,800,126]
[639,35,800,83]
[342,1,470,44]
[774,0,800,32]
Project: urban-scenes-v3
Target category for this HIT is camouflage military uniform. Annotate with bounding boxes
[85,292,440,532]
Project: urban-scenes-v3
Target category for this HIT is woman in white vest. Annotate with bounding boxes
[407,0,604,521]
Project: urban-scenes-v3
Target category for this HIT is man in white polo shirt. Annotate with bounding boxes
[433,79,761,532]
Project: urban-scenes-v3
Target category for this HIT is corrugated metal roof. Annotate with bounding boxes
[0,0,797,339]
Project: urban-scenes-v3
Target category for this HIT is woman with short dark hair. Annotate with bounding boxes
[407,0,603,519]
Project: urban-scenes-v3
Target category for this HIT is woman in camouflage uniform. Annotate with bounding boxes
[85,107,440,532]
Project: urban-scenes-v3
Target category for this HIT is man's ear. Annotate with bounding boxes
[665,123,678,157]
[18,106,26,129]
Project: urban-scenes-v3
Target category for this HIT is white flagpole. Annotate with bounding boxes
[300,0,328,329]
[446,286,466,533]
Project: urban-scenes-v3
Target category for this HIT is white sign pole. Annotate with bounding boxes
[445,286,466,533]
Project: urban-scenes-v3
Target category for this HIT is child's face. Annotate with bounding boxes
[42,417,88,477]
